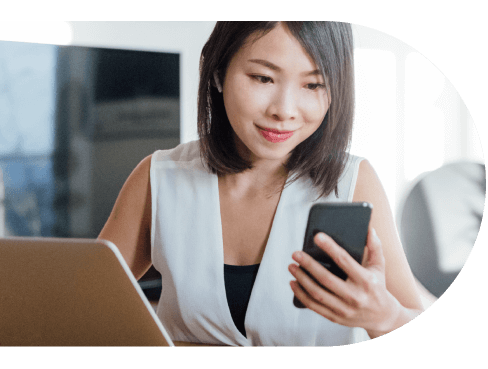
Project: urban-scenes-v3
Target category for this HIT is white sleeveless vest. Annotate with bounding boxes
[150,140,369,346]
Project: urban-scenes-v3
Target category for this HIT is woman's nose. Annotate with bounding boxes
[266,85,298,122]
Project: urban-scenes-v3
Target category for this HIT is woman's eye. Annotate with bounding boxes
[306,83,326,91]
[250,75,324,90]
[252,75,273,84]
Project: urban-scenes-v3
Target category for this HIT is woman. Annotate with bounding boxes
[99,21,423,346]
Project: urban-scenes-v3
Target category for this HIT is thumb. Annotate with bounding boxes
[363,227,385,271]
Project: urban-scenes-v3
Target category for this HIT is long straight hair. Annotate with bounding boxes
[197,21,355,198]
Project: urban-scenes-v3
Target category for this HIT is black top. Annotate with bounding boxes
[223,263,260,338]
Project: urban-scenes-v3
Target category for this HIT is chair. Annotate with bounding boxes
[398,162,485,300]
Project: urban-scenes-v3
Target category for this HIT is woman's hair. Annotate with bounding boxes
[197,21,355,198]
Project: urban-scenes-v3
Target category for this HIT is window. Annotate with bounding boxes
[405,52,447,181]
[351,25,483,221]
[351,48,397,209]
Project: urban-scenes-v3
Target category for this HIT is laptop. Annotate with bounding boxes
[0,237,174,346]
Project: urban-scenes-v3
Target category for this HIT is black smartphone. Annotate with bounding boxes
[293,202,373,308]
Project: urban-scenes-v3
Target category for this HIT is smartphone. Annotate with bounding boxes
[293,202,373,309]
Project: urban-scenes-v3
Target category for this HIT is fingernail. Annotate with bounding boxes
[317,232,327,242]
[293,251,302,261]
[372,228,379,241]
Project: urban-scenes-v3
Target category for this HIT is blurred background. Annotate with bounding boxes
[0,22,485,307]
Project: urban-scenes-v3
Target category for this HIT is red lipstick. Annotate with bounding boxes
[258,127,294,143]
[264,128,294,134]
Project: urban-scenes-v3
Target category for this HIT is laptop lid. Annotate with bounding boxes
[0,237,174,346]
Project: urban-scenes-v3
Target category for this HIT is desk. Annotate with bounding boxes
[174,341,227,346]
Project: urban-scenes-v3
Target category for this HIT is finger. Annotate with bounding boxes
[313,232,367,282]
[291,250,349,300]
[290,280,352,327]
[289,263,353,314]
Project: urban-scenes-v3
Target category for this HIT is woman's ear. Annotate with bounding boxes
[213,70,223,93]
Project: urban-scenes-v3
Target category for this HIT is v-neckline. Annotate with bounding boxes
[215,173,290,342]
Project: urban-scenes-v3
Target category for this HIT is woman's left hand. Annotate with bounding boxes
[289,227,405,338]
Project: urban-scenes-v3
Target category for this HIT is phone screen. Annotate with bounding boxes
[293,202,372,308]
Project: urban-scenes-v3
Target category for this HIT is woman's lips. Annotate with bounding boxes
[258,126,294,143]
[263,127,294,134]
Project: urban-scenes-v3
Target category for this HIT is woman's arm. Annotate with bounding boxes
[353,159,423,312]
[289,159,424,338]
[98,154,153,280]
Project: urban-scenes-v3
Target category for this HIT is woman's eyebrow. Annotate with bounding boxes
[248,59,321,76]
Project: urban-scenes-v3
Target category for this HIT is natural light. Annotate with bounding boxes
[350,45,475,221]
[350,49,397,210]
[405,52,445,182]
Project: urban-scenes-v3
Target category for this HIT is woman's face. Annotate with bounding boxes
[222,23,330,164]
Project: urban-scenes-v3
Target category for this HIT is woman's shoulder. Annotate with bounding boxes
[151,140,201,164]
[344,153,366,169]
[338,153,366,185]
[352,158,385,203]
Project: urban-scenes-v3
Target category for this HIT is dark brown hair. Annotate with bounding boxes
[197,21,355,198]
